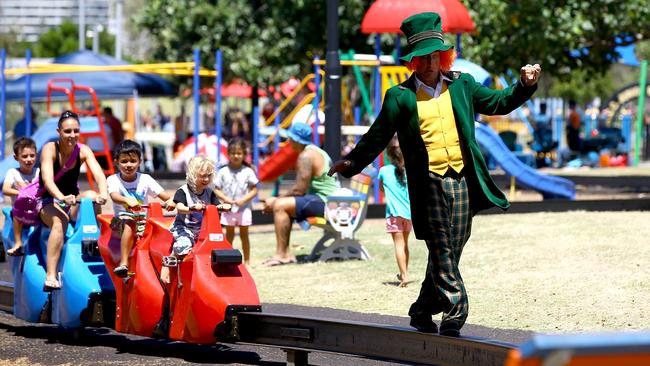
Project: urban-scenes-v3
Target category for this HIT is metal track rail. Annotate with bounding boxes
[234,312,513,366]
[0,282,512,365]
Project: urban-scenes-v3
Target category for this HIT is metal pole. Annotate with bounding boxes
[374,34,381,117]
[92,25,100,53]
[313,56,321,146]
[253,106,259,170]
[1,48,6,159]
[635,60,647,166]
[456,34,462,58]
[622,114,631,164]
[373,35,381,204]
[115,0,123,60]
[324,0,341,161]
[215,49,223,163]
[25,49,32,137]
[353,106,361,144]
[193,48,200,154]
[79,0,86,50]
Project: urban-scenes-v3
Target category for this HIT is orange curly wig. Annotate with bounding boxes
[404,49,456,72]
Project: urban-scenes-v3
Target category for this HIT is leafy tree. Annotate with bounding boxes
[135,0,372,89]
[0,30,30,57]
[636,40,650,63]
[459,0,650,79]
[31,21,115,57]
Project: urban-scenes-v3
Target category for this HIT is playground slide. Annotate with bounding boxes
[257,142,299,182]
[0,117,101,184]
[475,122,576,200]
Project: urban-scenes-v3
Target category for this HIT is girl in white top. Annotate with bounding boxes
[107,140,175,277]
[213,138,258,265]
[2,137,40,256]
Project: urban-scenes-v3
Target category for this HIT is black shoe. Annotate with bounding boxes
[409,314,438,333]
[439,320,461,337]
[113,265,129,278]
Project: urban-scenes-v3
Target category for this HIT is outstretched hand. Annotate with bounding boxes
[328,159,352,177]
[520,64,541,86]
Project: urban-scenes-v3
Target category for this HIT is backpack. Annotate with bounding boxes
[12,144,80,225]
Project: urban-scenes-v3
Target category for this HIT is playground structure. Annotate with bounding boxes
[46,78,115,186]
[0,48,223,164]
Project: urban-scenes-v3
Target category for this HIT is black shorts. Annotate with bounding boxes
[294,194,326,221]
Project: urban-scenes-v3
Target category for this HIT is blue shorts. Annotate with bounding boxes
[294,194,325,221]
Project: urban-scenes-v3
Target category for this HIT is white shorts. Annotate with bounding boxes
[220,208,253,227]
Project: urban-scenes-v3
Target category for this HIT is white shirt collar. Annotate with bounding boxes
[414,73,451,98]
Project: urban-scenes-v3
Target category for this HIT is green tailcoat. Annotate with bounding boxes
[343,73,537,240]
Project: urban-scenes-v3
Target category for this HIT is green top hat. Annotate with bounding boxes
[399,12,453,64]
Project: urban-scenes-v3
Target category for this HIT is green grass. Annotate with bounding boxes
[243,211,650,333]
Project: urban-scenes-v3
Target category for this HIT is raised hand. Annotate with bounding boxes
[520,64,541,86]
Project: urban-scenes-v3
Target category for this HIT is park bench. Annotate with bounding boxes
[300,166,376,262]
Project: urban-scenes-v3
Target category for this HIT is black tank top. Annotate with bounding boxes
[40,142,81,199]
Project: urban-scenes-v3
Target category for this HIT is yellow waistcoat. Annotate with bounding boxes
[416,83,464,175]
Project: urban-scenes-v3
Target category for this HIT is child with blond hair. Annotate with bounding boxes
[160,155,228,283]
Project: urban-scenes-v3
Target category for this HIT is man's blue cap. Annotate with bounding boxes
[286,122,312,145]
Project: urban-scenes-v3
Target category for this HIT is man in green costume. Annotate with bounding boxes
[329,12,540,336]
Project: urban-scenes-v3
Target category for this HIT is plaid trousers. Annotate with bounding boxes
[408,170,472,327]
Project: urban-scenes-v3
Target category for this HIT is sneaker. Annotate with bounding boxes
[439,320,461,337]
[409,313,438,333]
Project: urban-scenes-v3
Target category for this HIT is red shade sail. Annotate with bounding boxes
[361,0,475,34]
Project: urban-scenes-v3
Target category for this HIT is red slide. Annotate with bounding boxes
[258,142,299,182]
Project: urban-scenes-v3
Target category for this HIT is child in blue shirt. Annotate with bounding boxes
[378,144,412,287]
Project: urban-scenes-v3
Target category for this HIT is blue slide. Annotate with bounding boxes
[0,117,101,184]
[475,122,576,200]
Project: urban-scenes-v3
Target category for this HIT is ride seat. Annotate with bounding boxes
[300,166,376,261]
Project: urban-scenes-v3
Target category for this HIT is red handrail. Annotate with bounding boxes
[46,78,75,115]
